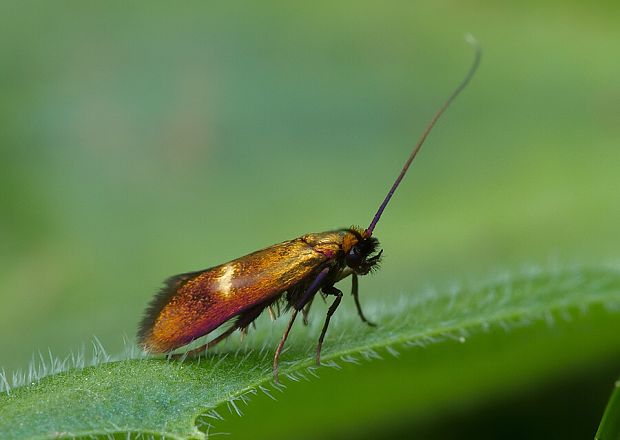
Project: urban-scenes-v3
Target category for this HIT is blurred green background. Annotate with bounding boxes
[1,1,619,438]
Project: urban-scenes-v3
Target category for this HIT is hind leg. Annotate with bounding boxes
[174,298,276,358]
[171,325,237,359]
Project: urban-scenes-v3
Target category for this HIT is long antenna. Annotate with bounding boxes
[365,35,481,237]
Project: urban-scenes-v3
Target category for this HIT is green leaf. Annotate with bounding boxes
[2,265,620,440]
[596,377,620,440]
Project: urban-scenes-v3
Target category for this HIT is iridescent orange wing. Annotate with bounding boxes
[138,232,346,353]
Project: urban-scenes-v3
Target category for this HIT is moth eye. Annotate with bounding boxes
[346,246,362,269]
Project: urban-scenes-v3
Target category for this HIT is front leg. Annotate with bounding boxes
[315,285,343,366]
[351,274,376,327]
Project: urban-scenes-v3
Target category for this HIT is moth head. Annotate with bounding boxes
[344,228,383,275]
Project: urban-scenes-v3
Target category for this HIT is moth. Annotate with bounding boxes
[138,41,480,383]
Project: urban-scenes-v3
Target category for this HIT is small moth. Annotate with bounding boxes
[138,41,480,382]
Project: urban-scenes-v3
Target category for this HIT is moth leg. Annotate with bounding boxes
[315,286,343,366]
[273,309,298,384]
[302,297,314,326]
[239,326,248,342]
[351,274,376,327]
[173,325,237,359]
[268,305,277,321]
[235,298,275,333]
[174,297,274,359]
[296,267,330,309]
[274,267,330,383]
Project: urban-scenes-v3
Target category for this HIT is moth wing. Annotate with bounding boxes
[138,238,330,352]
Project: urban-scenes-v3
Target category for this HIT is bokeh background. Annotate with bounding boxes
[1,1,619,438]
